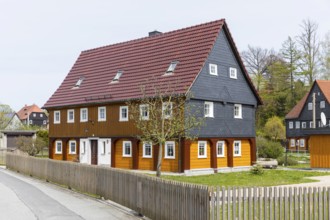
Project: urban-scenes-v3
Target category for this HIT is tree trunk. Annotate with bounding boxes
[156,143,163,177]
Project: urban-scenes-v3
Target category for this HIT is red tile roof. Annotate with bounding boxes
[44,19,261,109]
[285,80,330,119]
[17,104,43,120]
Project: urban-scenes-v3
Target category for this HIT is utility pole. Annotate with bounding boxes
[313,93,316,128]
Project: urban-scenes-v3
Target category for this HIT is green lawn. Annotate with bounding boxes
[161,170,330,187]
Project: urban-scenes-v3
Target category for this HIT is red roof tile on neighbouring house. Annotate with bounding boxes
[17,104,43,120]
[316,80,330,104]
[285,94,308,119]
[43,19,261,109]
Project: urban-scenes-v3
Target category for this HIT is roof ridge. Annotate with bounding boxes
[82,19,225,54]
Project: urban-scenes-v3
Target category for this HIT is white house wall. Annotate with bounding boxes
[98,138,111,165]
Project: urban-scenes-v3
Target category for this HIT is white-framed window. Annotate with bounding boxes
[54,111,61,124]
[209,63,218,76]
[289,122,293,129]
[217,141,225,157]
[98,106,106,121]
[67,109,74,123]
[69,140,76,154]
[290,139,295,147]
[295,121,300,129]
[320,101,325,109]
[55,141,62,154]
[229,67,237,79]
[119,106,128,121]
[198,141,207,158]
[308,102,312,110]
[33,113,36,117]
[300,139,305,148]
[40,113,43,117]
[233,141,241,156]
[143,142,152,158]
[204,101,214,118]
[234,104,242,119]
[122,141,132,157]
[112,71,123,83]
[101,141,106,155]
[29,120,33,124]
[310,121,314,128]
[80,108,88,122]
[162,102,173,119]
[140,104,149,120]
[43,120,46,125]
[302,122,306,129]
[165,141,175,159]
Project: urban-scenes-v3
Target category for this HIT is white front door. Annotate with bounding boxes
[98,139,111,165]
[79,139,91,164]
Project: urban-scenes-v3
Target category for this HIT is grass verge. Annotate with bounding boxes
[162,169,330,187]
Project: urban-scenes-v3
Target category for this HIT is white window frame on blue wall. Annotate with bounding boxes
[209,63,218,76]
[229,67,237,79]
[204,101,214,117]
[320,101,325,108]
[308,102,312,110]
[295,121,300,129]
[289,122,293,129]
[234,104,242,119]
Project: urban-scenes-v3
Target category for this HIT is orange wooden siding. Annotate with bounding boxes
[189,141,211,169]
[217,141,227,167]
[161,142,179,172]
[138,142,154,170]
[115,139,133,169]
[52,140,63,160]
[310,135,330,168]
[66,140,78,162]
[233,140,251,167]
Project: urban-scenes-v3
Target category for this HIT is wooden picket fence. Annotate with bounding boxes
[6,153,209,220]
[210,186,330,220]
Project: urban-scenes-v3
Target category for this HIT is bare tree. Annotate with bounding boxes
[241,46,275,91]
[127,84,204,177]
[297,19,321,85]
[0,104,13,129]
[15,136,45,156]
[321,31,330,79]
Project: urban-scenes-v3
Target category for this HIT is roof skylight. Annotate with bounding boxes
[73,77,84,88]
[112,70,123,83]
[165,61,178,75]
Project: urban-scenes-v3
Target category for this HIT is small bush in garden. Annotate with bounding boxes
[250,165,264,175]
[257,136,284,159]
[277,156,299,166]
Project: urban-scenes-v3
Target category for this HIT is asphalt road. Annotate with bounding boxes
[0,168,141,220]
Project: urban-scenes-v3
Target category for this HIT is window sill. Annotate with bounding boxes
[122,155,132,158]
[198,156,207,159]
[142,156,152,159]
[119,119,129,122]
[217,155,225,158]
[164,157,175,159]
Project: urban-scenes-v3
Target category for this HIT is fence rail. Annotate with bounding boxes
[6,153,209,220]
[210,186,330,220]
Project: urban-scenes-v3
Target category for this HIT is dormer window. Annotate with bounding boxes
[165,61,178,75]
[112,71,123,83]
[73,77,84,88]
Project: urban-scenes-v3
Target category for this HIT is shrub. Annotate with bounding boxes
[15,136,45,156]
[277,156,299,166]
[257,136,284,159]
[250,164,264,175]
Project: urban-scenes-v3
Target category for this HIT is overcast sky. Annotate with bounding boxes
[1,0,329,111]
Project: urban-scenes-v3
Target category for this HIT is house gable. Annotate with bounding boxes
[188,26,259,138]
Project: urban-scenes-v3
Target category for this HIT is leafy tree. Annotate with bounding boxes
[15,136,46,156]
[128,86,204,177]
[0,104,13,129]
[297,19,321,85]
[264,116,285,141]
[36,129,49,147]
[257,136,283,159]
[321,31,330,79]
